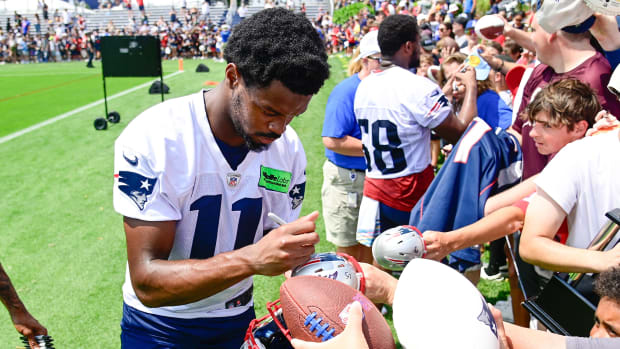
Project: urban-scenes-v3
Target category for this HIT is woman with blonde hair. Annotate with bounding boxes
[439,53,512,130]
[348,47,363,76]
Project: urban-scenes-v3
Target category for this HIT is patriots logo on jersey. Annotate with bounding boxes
[117,171,157,210]
[425,94,450,119]
[289,182,306,209]
[477,296,498,338]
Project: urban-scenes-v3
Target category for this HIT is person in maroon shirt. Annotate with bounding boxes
[509,17,620,180]
[493,13,620,328]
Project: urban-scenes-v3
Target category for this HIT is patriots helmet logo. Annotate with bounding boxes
[477,296,498,338]
[289,182,306,209]
[117,171,157,210]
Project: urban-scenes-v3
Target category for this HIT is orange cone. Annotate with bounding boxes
[178,58,184,72]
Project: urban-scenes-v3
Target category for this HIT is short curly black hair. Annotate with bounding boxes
[223,8,329,95]
[595,267,620,302]
[378,14,419,58]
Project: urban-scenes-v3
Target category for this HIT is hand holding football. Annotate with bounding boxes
[280,276,395,349]
[475,15,504,40]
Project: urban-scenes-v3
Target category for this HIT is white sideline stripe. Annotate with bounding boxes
[2,72,97,77]
[0,71,184,145]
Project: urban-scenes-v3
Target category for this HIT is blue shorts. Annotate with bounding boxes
[450,246,482,266]
[379,202,411,231]
[443,250,482,274]
[120,303,255,349]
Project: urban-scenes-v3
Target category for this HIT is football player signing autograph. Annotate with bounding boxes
[112,8,330,348]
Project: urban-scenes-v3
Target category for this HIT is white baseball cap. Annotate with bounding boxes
[608,65,620,98]
[535,0,594,34]
[354,30,381,62]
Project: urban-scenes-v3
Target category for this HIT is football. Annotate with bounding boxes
[475,15,504,40]
[280,276,395,349]
[393,259,500,349]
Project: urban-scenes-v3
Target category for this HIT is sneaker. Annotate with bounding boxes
[381,305,388,316]
[480,265,505,280]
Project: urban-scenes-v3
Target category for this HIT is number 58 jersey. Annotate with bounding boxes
[113,90,307,319]
[354,66,452,179]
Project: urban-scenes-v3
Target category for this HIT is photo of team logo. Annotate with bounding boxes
[116,171,157,210]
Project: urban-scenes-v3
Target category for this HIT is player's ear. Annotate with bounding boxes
[574,120,589,137]
[225,63,240,88]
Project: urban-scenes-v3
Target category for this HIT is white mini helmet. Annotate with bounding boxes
[372,225,426,271]
[291,252,365,292]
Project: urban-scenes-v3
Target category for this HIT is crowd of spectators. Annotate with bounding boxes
[314,0,532,60]
[0,0,453,65]
[319,0,620,345]
[0,1,238,65]
[0,0,531,66]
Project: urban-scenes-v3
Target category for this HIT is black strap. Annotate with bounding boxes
[225,286,253,309]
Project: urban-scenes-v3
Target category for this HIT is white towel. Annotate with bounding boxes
[356,195,381,247]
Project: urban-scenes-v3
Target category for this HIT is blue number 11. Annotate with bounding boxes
[189,195,263,259]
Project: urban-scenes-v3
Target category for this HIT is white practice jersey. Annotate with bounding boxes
[354,66,451,179]
[113,90,307,319]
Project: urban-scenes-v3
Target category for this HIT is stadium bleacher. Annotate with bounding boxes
[0,2,327,34]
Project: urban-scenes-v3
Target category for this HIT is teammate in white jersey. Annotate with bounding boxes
[354,15,478,247]
[112,8,330,348]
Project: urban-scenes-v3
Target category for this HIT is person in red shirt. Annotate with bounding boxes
[344,20,356,56]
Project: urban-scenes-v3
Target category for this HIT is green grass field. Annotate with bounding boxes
[0,57,507,347]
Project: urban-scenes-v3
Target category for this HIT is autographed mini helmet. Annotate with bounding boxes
[372,225,426,271]
[291,252,365,292]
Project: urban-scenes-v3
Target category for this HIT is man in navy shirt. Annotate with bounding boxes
[410,117,522,283]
